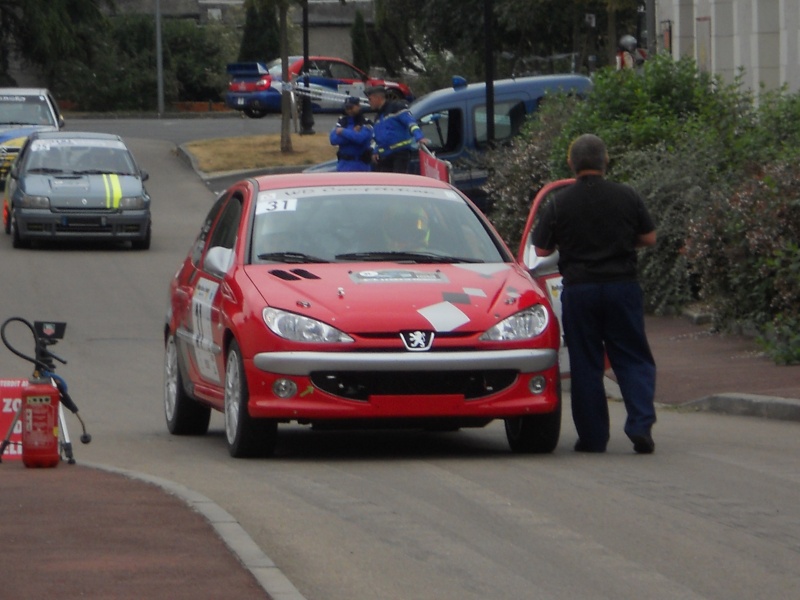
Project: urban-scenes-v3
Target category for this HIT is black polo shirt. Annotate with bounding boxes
[531,175,655,285]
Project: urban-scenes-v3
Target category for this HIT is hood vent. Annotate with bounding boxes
[269,269,321,281]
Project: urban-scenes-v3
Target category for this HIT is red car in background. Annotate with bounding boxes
[225,56,414,118]
[163,172,562,458]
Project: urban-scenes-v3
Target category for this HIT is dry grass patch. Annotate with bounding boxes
[184,133,337,173]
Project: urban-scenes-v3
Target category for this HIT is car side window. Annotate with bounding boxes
[191,195,228,267]
[473,100,528,148]
[418,109,463,154]
[329,61,359,80]
[206,194,243,252]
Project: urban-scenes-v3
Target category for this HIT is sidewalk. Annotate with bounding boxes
[1,314,798,600]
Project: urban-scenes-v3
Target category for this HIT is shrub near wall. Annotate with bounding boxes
[687,162,800,364]
[485,54,800,363]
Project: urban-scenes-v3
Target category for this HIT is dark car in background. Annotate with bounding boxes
[4,131,151,249]
[225,56,414,117]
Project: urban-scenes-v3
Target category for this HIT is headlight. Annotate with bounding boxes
[119,195,147,210]
[263,307,354,343]
[19,193,50,209]
[479,305,549,341]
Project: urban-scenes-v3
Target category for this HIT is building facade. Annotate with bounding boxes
[657,0,800,93]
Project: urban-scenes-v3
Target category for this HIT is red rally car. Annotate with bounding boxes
[164,172,561,458]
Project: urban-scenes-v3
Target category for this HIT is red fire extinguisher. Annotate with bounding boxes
[21,377,61,468]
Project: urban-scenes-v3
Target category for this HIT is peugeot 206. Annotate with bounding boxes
[164,172,561,458]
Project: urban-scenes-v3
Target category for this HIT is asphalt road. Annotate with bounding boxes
[1,120,799,600]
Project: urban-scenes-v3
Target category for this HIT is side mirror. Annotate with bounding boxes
[527,251,560,276]
[204,246,233,277]
[140,169,149,182]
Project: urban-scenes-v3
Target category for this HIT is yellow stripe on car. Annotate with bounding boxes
[102,174,122,209]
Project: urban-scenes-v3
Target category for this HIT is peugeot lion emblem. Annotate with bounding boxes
[400,330,434,351]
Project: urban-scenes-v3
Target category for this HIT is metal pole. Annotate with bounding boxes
[484,0,495,144]
[646,0,657,56]
[155,0,165,116]
[300,2,315,135]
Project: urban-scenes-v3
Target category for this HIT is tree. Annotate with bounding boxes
[0,0,112,87]
[350,9,371,73]
[277,0,293,153]
[238,0,281,62]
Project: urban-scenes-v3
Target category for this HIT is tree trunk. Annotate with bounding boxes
[279,3,293,153]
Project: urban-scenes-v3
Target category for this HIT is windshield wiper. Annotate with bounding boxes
[72,169,132,176]
[334,251,483,263]
[26,167,66,174]
[257,251,329,264]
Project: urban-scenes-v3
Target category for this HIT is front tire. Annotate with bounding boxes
[132,223,151,250]
[505,398,561,454]
[164,334,211,435]
[224,340,278,458]
[11,212,29,249]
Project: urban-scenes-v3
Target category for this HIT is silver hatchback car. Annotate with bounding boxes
[5,131,151,249]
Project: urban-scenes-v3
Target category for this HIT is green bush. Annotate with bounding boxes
[686,162,800,363]
[485,54,800,363]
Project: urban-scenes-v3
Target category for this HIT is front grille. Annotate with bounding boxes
[52,207,117,213]
[310,370,517,401]
[55,216,110,232]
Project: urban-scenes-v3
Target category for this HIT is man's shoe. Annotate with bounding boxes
[630,433,655,454]
[574,440,606,453]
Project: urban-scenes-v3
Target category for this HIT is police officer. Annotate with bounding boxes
[365,85,427,173]
[329,96,374,172]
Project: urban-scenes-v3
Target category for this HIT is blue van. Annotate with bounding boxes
[306,74,593,211]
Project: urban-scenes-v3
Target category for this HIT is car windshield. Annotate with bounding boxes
[250,185,509,265]
[0,95,55,127]
[25,138,136,175]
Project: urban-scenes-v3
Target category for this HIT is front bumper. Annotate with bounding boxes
[15,208,150,241]
[246,348,560,421]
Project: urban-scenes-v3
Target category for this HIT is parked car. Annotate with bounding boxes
[4,131,151,249]
[304,74,593,212]
[164,171,562,458]
[225,56,414,117]
[0,87,64,196]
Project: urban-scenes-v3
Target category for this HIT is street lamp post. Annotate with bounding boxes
[155,0,164,116]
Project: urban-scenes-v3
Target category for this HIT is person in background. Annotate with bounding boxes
[532,133,658,454]
[365,85,427,173]
[616,35,647,70]
[329,96,373,172]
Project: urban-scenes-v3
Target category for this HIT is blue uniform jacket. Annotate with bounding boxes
[372,100,424,159]
[329,114,373,172]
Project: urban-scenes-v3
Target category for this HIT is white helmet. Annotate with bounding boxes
[620,35,638,52]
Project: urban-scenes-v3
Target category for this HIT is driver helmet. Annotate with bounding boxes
[620,35,638,52]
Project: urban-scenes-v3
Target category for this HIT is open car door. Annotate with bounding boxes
[517,179,575,380]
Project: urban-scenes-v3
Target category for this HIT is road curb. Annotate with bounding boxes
[84,462,309,600]
[679,393,800,421]
[176,144,305,182]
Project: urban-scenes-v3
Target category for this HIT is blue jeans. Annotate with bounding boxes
[562,281,656,448]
